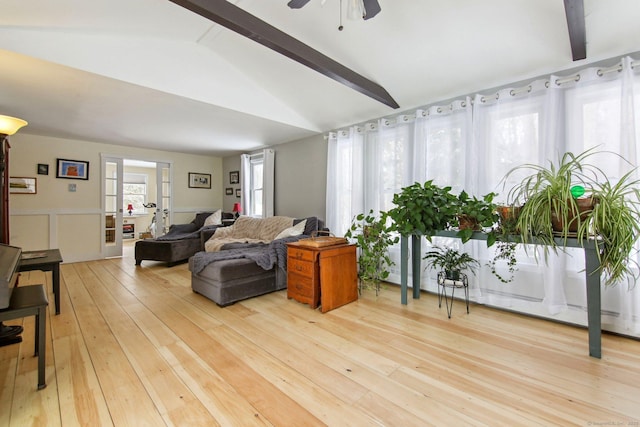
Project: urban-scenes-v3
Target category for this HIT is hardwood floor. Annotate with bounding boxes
[2,246,640,426]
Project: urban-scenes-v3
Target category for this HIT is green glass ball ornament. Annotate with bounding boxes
[570,185,585,198]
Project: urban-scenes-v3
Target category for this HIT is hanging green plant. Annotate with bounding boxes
[345,210,399,294]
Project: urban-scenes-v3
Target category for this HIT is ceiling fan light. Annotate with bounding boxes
[347,0,365,20]
[0,115,28,136]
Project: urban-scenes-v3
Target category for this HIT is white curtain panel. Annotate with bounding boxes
[240,153,251,215]
[263,148,275,218]
[326,55,640,337]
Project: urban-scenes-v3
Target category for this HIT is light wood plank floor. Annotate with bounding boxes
[2,245,640,426]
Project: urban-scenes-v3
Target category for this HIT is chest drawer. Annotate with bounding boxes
[287,272,315,298]
[288,248,315,262]
[288,257,314,278]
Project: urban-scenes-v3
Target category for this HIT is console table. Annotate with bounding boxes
[19,249,63,315]
[400,231,603,358]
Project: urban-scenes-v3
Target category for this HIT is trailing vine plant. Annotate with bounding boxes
[344,210,399,295]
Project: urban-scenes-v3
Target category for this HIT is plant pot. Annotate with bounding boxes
[458,214,480,231]
[551,197,596,233]
[497,205,521,233]
[445,270,461,281]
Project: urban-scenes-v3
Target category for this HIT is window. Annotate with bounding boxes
[123,173,147,214]
[249,157,264,217]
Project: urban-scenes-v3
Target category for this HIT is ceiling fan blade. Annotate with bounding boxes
[287,0,312,9]
[362,0,381,20]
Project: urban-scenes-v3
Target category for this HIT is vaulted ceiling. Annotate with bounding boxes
[1,0,639,156]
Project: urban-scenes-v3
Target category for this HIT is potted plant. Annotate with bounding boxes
[423,246,480,281]
[581,169,640,286]
[455,190,499,244]
[487,205,521,283]
[387,180,457,239]
[504,148,640,286]
[504,149,601,246]
[345,210,399,294]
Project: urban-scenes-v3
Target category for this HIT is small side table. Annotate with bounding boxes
[19,249,63,315]
[0,285,49,389]
[286,242,358,313]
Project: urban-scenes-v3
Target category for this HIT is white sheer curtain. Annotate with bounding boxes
[326,55,640,337]
[240,153,251,216]
[263,148,275,217]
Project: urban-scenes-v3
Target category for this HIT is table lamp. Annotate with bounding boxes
[127,204,134,216]
[232,202,241,218]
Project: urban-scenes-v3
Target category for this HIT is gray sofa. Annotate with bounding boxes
[189,216,321,306]
[135,211,233,266]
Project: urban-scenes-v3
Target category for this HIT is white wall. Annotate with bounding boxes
[8,133,223,262]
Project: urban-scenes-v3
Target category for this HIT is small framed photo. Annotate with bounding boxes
[37,164,49,175]
[236,189,241,198]
[56,158,89,180]
[225,187,233,195]
[9,177,37,194]
[229,170,239,184]
[188,172,211,189]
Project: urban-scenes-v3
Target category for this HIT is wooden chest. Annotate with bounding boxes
[286,242,357,313]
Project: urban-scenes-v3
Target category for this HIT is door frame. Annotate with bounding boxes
[101,154,173,258]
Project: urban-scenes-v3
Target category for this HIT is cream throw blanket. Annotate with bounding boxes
[204,216,295,252]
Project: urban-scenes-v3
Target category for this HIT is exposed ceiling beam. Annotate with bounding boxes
[169,0,400,109]
[563,0,586,61]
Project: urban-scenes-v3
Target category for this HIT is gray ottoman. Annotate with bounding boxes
[190,257,286,306]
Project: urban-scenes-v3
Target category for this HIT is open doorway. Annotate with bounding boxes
[102,156,172,258]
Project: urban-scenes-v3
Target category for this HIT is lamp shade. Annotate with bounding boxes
[232,202,241,213]
[127,204,134,211]
[0,115,28,136]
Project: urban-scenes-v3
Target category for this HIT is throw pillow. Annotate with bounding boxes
[274,219,307,240]
[204,209,222,226]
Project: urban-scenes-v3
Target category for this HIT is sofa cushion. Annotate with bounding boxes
[204,209,222,226]
[192,212,215,229]
[295,216,320,236]
[196,258,269,282]
[274,219,306,239]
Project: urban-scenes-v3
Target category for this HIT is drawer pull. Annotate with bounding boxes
[296,265,303,271]
[296,284,303,290]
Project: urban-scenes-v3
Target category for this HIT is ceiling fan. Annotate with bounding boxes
[287,0,381,21]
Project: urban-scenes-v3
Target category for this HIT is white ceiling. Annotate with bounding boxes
[1,0,640,157]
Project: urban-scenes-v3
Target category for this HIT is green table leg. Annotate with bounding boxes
[401,235,408,305]
[412,235,421,299]
[584,244,601,358]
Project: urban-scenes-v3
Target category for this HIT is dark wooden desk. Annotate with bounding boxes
[19,249,63,315]
[0,285,49,389]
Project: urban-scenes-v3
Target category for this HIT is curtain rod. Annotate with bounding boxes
[328,57,639,137]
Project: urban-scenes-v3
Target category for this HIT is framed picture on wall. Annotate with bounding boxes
[225,187,233,195]
[236,189,241,198]
[9,177,37,194]
[37,164,49,175]
[229,170,239,184]
[188,172,211,189]
[56,158,89,180]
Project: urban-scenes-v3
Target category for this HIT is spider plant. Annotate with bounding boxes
[504,148,602,246]
[582,169,640,286]
[503,148,640,286]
